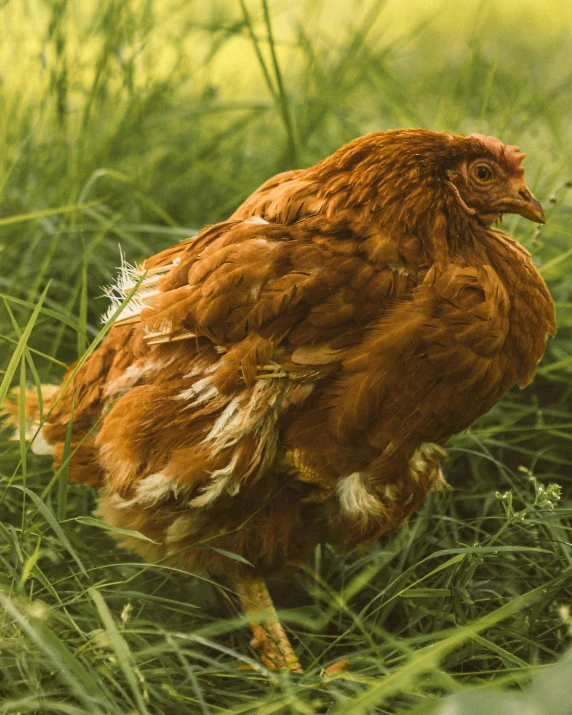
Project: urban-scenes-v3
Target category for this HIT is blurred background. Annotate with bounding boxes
[1,1,571,712]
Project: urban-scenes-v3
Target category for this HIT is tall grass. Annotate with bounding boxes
[1,0,571,712]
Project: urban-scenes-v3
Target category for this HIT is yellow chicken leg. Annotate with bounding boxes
[232,575,303,673]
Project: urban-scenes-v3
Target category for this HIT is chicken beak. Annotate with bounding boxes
[496,179,546,224]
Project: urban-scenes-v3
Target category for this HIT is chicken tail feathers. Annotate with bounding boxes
[0,384,59,454]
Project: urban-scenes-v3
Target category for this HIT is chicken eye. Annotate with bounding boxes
[473,163,495,183]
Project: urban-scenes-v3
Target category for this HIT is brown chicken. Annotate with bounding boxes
[10,129,556,671]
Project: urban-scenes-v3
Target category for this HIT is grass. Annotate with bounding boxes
[1,0,572,712]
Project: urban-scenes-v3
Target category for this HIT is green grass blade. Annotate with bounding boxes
[238,0,278,104]
[89,588,150,715]
[0,333,68,367]
[74,516,161,544]
[0,293,79,332]
[0,283,50,408]
[261,0,298,163]
[77,243,88,357]
[0,199,105,227]
[18,356,27,527]
[57,388,77,522]
[0,592,112,713]
[9,485,87,578]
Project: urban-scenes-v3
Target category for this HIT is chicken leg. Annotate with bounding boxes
[232,575,303,673]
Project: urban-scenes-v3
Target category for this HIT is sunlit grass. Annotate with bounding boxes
[1,0,571,712]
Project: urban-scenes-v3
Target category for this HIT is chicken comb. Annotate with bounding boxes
[503,144,527,178]
[470,133,526,179]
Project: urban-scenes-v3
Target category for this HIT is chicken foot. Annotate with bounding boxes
[232,575,303,673]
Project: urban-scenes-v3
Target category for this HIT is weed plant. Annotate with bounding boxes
[0,1,571,713]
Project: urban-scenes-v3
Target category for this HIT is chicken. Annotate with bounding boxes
[10,129,556,671]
